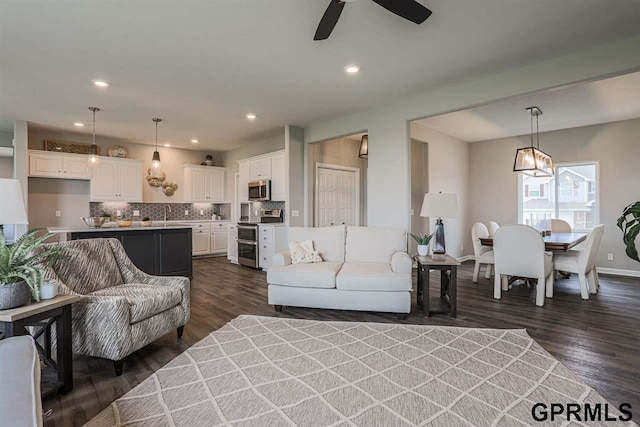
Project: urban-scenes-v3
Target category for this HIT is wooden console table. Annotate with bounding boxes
[416,255,460,318]
[0,295,79,397]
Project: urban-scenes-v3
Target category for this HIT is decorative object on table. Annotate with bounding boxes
[150,118,163,178]
[410,232,434,256]
[617,201,640,262]
[44,139,98,155]
[140,217,153,227]
[87,107,101,168]
[420,191,458,255]
[116,218,133,227]
[0,229,65,309]
[513,106,554,177]
[162,181,178,196]
[107,145,128,158]
[200,154,215,166]
[358,134,368,159]
[81,216,107,228]
[40,281,58,300]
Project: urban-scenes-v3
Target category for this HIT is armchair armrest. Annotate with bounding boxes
[391,252,413,274]
[272,250,292,268]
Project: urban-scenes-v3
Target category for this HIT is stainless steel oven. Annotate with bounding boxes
[248,180,271,201]
[237,223,259,268]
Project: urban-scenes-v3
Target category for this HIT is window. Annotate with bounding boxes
[519,162,598,231]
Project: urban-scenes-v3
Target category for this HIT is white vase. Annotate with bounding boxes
[417,245,428,256]
[40,282,58,300]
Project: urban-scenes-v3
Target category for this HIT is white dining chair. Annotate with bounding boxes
[551,219,572,233]
[493,224,554,307]
[553,224,605,300]
[489,221,500,237]
[471,222,494,282]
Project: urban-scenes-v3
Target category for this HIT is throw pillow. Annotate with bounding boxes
[289,240,323,264]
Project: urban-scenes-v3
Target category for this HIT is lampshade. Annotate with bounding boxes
[358,134,368,159]
[0,179,28,225]
[513,146,554,177]
[420,192,458,218]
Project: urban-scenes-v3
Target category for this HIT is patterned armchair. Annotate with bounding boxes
[38,238,190,375]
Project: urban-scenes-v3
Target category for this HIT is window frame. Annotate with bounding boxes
[518,161,600,233]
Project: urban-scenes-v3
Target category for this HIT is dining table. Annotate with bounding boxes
[479,232,587,251]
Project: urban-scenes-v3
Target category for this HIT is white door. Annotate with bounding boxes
[62,157,90,179]
[190,168,208,202]
[91,161,118,201]
[192,230,210,255]
[208,169,225,202]
[317,167,358,227]
[271,153,286,201]
[118,163,142,201]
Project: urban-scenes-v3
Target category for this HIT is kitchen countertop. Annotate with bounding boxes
[48,219,231,234]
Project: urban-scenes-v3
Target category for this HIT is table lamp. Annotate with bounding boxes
[420,192,458,255]
[0,179,29,238]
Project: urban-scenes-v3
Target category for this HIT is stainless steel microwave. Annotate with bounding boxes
[248,180,271,201]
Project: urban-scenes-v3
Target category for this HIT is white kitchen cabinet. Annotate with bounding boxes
[249,157,272,181]
[270,152,286,201]
[192,229,210,256]
[90,157,143,202]
[183,165,226,203]
[227,223,238,263]
[238,163,250,202]
[210,221,229,255]
[258,224,288,270]
[29,150,91,180]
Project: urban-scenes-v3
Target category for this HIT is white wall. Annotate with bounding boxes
[303,35,640,233]
[469,117,640,272]
[411,123,469,259]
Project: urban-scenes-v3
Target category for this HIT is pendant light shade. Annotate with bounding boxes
[358,134,368,159]
[513,106,553,177]
[87,107,101,168]
[151,118,162,176]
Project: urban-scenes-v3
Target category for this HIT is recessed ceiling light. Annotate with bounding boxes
[73,122,84,127]
[164,143,171,147]
[245,113,257,120]
[344,64,360,74]
[191,138,199,143]
[92,79,111,87]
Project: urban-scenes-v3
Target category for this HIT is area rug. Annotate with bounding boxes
[86,315,635,427]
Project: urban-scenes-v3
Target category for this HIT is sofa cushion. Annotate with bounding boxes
[336,262,411,292]
[43,238,124,294]
[288,225,346,262]
[267,262,343,289]
[90,284,182,323]
[345,227,407,264]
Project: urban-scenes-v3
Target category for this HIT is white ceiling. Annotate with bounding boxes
[1,1,640,151]
[415,71,640,142]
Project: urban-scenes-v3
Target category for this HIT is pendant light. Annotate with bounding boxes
[151,118,162,175]
[87,107,101,167]
[513,106,554,177]
[358,134,368,159]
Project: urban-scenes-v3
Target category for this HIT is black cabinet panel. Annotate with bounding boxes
[69,228,192,278]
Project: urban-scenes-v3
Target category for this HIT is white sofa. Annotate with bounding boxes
[267,225,413,317]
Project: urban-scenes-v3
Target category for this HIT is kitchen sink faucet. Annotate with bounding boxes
[164,204,172,222]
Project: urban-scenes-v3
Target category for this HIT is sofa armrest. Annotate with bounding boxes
[272,250,292,268]
[391,251,413,274]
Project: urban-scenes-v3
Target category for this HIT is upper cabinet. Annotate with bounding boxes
[238,150,286,202]
[183,165,226,203]
[90,157,143,202]
[29,150,91,180]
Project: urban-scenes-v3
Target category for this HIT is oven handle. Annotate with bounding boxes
[237,225,258,230]
[236,239,257,246]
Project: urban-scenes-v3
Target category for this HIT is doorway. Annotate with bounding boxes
[315,164,360,227]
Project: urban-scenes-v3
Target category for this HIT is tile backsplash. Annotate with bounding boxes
[90,202,231,221]
[248,201,286,223]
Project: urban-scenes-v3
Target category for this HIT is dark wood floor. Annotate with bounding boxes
[44,257,640,426]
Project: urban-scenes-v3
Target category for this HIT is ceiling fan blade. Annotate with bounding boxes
[314,0,346,40]
[371,0,432,24]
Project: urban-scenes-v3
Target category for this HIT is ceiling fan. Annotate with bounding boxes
[314,0,432,41]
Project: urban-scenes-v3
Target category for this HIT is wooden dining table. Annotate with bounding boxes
[480,232,587,251]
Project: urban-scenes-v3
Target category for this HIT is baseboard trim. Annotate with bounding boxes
[596,267,640,278]
[457,255,475,263]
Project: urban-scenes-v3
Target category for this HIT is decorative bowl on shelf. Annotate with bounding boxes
[140,219,153,227]
[108,145,128,158]
[81,217,107,228]
[116,219,133,227]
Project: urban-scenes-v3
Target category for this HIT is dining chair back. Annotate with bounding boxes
[581,224,605,272]
[489,221,500,236]
[493,224,553,306]
[471,222,494,282]
[551,219,572,233]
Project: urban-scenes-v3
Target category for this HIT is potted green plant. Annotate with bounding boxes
[0,229,64,309]
[140,216,153,227]
[617,201,640,262]
[410,233,434,257]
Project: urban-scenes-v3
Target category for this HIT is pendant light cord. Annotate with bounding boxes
[92,108,96,146]
[155,120,158,150]
[536,113,540,149]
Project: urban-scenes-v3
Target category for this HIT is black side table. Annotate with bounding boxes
[416,255,461,318]
[0,295,79,397]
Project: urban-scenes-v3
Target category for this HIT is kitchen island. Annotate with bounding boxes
[48,223,193,278]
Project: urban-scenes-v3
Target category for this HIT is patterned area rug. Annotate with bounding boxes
[86,315,635,427]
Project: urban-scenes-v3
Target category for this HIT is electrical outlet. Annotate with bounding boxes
[460,244,464,251]
[133,210,140,217]
[254,209,258,215]
[608,253,614,261]
[55,210,61,217]
[291,210,299,217]
[410,209,415,216]
[116,210,122,216]
[184,210,189,216]
[200,210,204,215]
